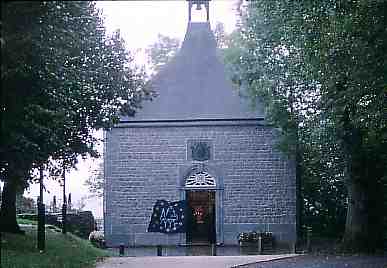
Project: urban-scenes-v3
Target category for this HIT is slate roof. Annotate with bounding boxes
[121,22,264,122]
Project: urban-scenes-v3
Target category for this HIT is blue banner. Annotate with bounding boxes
[148,199,187,234]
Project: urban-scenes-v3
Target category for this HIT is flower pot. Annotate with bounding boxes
[239,241,258,247]
[239,241,259,255]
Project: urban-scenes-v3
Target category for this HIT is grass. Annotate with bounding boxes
[1,225,111,268]
[17,217,38,225]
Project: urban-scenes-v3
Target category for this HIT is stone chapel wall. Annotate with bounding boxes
[104,124,296,247]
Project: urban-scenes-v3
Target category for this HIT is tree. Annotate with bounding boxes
[145,23,234,74]
[235,0,387,251]
[213,22,228,49]
[84,161,104,198]
[313,2,387,250]
[16,195,36,214]
[1,2,149,233]
[145,34,180,73]
[74,196,87,212]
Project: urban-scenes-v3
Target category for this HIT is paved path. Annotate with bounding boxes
[237,255,387,268]
[96,255,297,268]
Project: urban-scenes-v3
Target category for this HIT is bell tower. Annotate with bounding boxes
[187,0,211,22]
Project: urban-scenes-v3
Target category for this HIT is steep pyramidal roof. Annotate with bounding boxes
[122,22,264,122]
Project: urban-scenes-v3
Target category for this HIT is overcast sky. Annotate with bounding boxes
[25,0,239,219]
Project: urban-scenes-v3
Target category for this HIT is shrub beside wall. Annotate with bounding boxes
[66,211,96,239]
[18,211,96,239]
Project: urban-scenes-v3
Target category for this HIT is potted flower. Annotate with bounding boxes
[238,231,259,247]
[238,231,274,252]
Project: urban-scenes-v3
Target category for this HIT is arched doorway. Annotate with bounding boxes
[185,171,217,244]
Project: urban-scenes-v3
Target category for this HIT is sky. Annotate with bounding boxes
[24,0,239,219]
[96,0,239,65]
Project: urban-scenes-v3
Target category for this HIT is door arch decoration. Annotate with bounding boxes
[185,171,216,188]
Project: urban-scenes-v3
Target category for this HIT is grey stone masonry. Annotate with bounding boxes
[104,122,296,247]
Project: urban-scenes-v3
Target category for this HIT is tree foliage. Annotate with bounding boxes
[234,0,387,251]
[0,2,149,232]
[16,195,36,214]
[145,34,180,73]
[84,161,104,198]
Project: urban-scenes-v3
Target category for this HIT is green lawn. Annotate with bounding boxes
[16,217,38,225]
[1,225,111,268]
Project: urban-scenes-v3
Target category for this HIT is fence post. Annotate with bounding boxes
[258,235,262,254]
[37,166,45,251]
[119,243,125,256]
[157,245,163,256]
[211,243,217,256]
[37,202,46,251]
[306,226,312,252]
[291,242,296,253]
[62,167,67,234]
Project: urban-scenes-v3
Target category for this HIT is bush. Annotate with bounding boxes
[88,231,105,248]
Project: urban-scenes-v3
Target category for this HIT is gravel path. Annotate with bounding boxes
[237,255,387,268]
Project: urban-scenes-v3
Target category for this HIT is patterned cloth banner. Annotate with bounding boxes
[148,199,187,234]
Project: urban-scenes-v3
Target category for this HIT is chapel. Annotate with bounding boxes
[104,0,296,248]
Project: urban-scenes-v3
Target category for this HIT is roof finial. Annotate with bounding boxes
[187,0,211,22]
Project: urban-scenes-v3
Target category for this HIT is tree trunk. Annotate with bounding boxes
[0,180,24,234]
[343,178,384,252]
[341,108,384,252]
[343,179,368,248]
[295,136,303,246]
